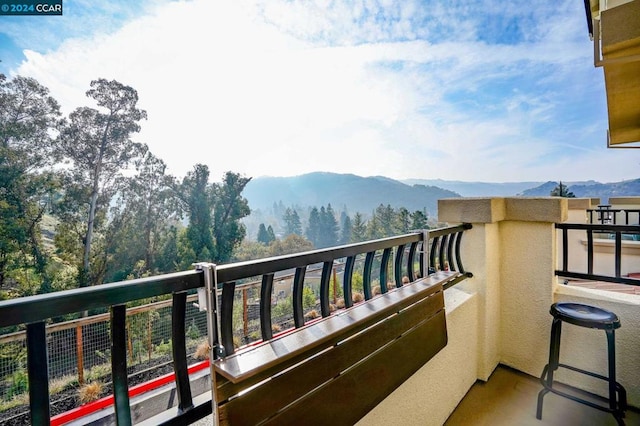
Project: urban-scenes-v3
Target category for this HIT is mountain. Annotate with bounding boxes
[519,179,640,201]
[401,179,545,197]
[243,172,460,216]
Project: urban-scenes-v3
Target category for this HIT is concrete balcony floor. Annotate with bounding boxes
[445,365,639,426]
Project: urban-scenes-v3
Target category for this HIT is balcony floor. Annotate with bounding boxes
[445,364,639,426]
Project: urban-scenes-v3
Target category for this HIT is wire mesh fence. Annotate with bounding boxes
[0,293,208,417]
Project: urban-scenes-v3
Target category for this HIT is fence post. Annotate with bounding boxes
[76,325,84,385]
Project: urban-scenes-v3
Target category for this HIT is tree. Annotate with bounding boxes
[174,164,216,263]
[103,152,178,281]
[174,167,251,264]
[351,213,367,243]
[57,79,147,287]
[374,204,395,238]
[410,210,429,230]
[267,225,276,242]
[211,171,251,263]
[305,207,321,247]
[394,207,411,234]
[317,204,339,248]
[0,75,61,291]
[550,181,575,198]
[257,223,272,244]
[339,211,352,245]
[283,208,302,236]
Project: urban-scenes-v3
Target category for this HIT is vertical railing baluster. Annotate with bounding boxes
[430,238,439,271]
[448,232,460,272]
[172,291,193,413]
[615,232,622,278]
[363,252,375,300]
[439,234,448,271]
[394,244,405,286]
[220,281,236,355]
[562,228,569,272]
[454,231,467,274]
[407,242,418,281]
[292,267,306,327]
[446,234,455,270]
[111,304,132,425]
[380,248,391,293]
[27,321,49,426]
[319,263,332,318]
[260,274,275,339]
[343,256,355,308]
[587,228,594,275]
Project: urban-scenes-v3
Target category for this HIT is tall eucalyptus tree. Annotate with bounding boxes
[56,79,147,287]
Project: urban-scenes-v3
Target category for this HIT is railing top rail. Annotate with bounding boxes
[0,269,203,328]
[216,232,424,283]
[556,223,640,233]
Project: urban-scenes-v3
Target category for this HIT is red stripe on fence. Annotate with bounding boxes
[50,360,209,426]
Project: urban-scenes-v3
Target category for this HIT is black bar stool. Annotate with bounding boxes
[537,302,627,425]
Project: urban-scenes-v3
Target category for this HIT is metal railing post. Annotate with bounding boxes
[194,262,221,426]
[422,229,430,277]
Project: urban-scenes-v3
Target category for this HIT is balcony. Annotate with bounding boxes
[0,197,639,425]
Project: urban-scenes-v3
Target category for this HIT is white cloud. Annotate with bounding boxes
[12,0,637,183]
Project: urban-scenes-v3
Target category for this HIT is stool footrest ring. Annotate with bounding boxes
[538,363,627,424]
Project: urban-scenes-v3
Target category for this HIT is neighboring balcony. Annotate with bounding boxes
[0,197,638,425]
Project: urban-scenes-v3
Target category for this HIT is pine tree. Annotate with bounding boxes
[550,181,575,198]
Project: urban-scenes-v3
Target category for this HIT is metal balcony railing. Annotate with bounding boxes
[587,207,640,225]
[0,224,472,425]
[556,222,640,286]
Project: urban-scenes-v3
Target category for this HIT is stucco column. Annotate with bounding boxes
[438,198,505,380]
[439,197,568,380]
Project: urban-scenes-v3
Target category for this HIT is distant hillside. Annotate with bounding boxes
[402,179,545,197]
[519,179,640,201]
[243,172,460,216]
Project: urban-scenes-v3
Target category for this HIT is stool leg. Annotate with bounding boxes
[549,318,562,378]
[606,329,626,425]
[537,318,562,420]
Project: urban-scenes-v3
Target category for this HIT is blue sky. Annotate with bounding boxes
[1,0,637,183]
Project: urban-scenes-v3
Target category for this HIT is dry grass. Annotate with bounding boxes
[194,341,210,360]
[305,309,320,320]
[49,374,78,395]
[352,292,364,303]
[78,381,103,404]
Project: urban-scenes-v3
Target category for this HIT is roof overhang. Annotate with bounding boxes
[586,0,640,148]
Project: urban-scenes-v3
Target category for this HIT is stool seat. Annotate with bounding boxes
[551,302,620,330]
